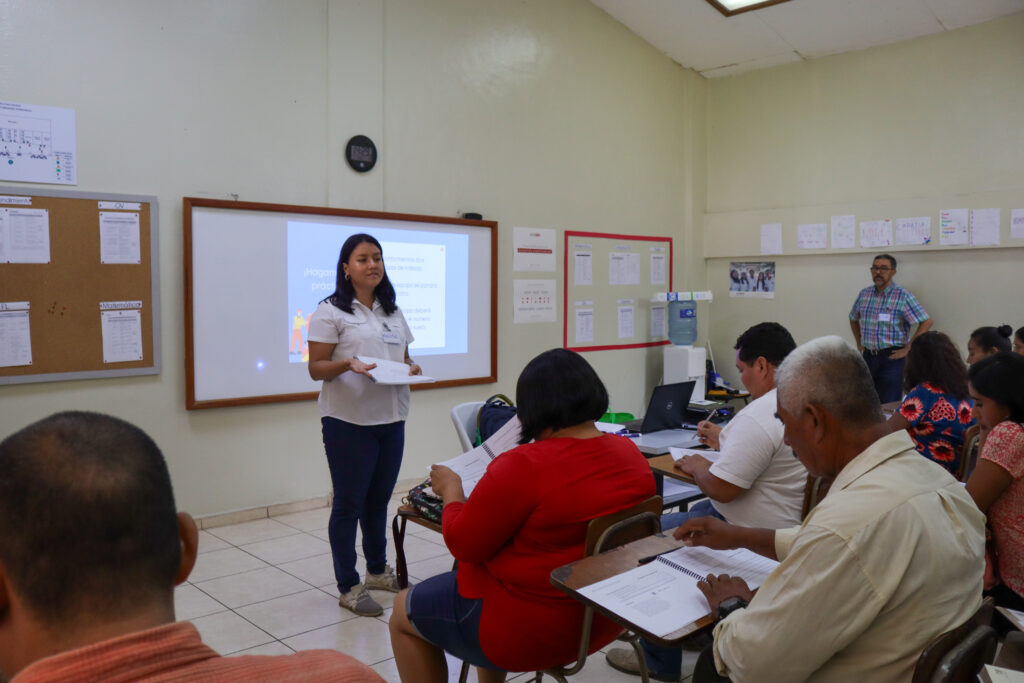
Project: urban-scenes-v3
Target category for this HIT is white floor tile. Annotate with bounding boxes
[235,588,352,640]
[407,554,458,582]
[274,507,331,532]
[230,641,296,656]
[206,518,301,546]
[190,610,275,655]
[195,566,314,608]
[188,547,270,583]
[174,584,227,621]
[197,530,232,554]
[283,614,393,665]
[240,532,332,565]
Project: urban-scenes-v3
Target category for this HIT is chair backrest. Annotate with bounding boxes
[956,424,981,482]
[585,495,663,557]
[450,401,485,453]
[912,597,996,683]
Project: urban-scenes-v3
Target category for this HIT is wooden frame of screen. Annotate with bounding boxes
[183,197,497,409]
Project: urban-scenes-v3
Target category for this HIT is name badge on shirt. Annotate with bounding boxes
[878,313,892,322]
[380,322,403,344]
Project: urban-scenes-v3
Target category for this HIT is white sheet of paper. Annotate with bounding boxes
[650,253,666,285]
[650,305,666,338]
[575,308,594,343]
[99,211,141,264]
[432,416,522,496]
[513,279,556,324]
[2,208,50,263]
[796,223,827,250]
[355,356,436,384]
[0,100,77,185]
[100,308,143,363]
[669,447,720,463]
[574,251,593,285]
[970,208,1001,246]
[595,421,625,434]
[512,226,555,272]
[760,223,782,255]
[859,219,892,248]
[893,216,931,246]
[663,478,701,500]
[830,215,856,249]
[617,305,634,339]
[609,252,640,285]
[939,208,969,246]
[0,307,32,367]
[1012,209,1024,239]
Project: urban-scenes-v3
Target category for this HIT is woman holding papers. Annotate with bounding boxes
[388,349,655,682]
[307,233,421,618]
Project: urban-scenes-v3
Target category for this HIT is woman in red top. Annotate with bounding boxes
[965,353,1024,613]
[389,349,655,682]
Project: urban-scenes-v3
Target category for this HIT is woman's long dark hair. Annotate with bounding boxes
[969,352,1024,423]
[324,233,397,315]
[903,331,969,398]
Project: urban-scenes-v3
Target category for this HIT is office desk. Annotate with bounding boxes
[550,534,715,648]
[649,453,696,484]
[392,504,445,589]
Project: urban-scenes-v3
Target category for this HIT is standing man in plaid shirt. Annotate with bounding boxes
[849,254,932,403]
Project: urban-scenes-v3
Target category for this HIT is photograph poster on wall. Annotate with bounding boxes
[729,261,775,299]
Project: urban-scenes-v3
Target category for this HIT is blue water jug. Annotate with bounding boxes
[667,299,697,346]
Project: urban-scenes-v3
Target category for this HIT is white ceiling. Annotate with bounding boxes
[589,0,1024,78]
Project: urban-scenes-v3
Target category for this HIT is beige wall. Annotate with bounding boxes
[0,0,706,515]
[704,15,1024,384]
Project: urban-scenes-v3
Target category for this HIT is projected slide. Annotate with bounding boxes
[286,221,468,363]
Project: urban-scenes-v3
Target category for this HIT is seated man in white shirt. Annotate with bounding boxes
[677,336,985,683]
[607,322,808,680]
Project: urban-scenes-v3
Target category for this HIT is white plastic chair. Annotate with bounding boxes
[450,401,485,453]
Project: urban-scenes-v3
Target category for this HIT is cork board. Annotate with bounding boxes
[0,186,160,384]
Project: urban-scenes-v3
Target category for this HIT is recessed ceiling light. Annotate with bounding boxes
[705,0,795,17]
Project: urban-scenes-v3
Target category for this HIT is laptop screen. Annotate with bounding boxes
[640,381,696,433]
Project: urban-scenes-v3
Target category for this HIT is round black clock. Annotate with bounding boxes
[345,135,377,173]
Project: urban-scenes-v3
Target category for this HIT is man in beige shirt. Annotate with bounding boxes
[675,335,985,683]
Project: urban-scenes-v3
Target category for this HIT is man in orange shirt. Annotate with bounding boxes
[0,411,382,682]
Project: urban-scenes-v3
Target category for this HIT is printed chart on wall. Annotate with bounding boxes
[729,262,775,299]
[0,101,77,185]
[563,231,671,352]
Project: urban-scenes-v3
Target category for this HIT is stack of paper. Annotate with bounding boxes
[429,416,522,497]
[355,356,436,385]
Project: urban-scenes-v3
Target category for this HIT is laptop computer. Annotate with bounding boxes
[626,381,698,434]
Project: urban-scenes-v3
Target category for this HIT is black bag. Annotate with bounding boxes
[405,479,443,523]
[476,393,516,445]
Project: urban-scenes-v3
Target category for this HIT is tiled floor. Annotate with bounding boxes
[176,491,698,682]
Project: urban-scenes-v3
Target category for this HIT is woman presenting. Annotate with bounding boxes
[308,233,421,617]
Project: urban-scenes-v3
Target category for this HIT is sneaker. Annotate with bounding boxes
[365,564,401,593]
[604,647,680,682]
[338,584,383,617]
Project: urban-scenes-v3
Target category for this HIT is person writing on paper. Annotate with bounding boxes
[389,349,655,683]
[606,322,807,681]
[849,254,932,402]
[674,336,983,683]
[307,233,421,618]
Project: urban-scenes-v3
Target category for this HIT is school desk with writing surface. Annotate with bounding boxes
[549,534,716,648]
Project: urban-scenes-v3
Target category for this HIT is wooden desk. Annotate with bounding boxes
[649,453,696,484]
[550,534,715,648]
[706,389,751,405]
[392,504,445,589]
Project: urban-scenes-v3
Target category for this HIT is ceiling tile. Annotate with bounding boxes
[700,50,804,78]
[924,0,1024,29]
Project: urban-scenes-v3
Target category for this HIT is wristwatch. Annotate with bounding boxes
[716,596,748,621]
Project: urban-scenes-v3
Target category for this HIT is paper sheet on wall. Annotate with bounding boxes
[513,279,556,324]
[0,207,50,263]
[796,223,827,250]
[575,308,594,343]
[100,308,143,363]
[650,305,666,338]
[830,215,856,249]
[1012,209,1024,239]
[574,251,593,285]
[859,219,892,248]
[939,208,969,246]
[650,252,666,285]
[99,211,141,263]
[609,251,640,285]
[0,100,77,185]
[894,216,931,246]
[513,227,555,271]
[760,223,782,255]
[970,208,1001,246]
[0,303,32,367]
[617,305,634,339]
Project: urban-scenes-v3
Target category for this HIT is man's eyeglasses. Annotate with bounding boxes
[870,266,892,272]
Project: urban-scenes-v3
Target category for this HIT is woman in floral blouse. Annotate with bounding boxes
[965,352,1024,611]
[885,331,973,476]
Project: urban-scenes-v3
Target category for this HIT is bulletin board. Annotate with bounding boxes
[0,186,159,385]
[563,230,672,352]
